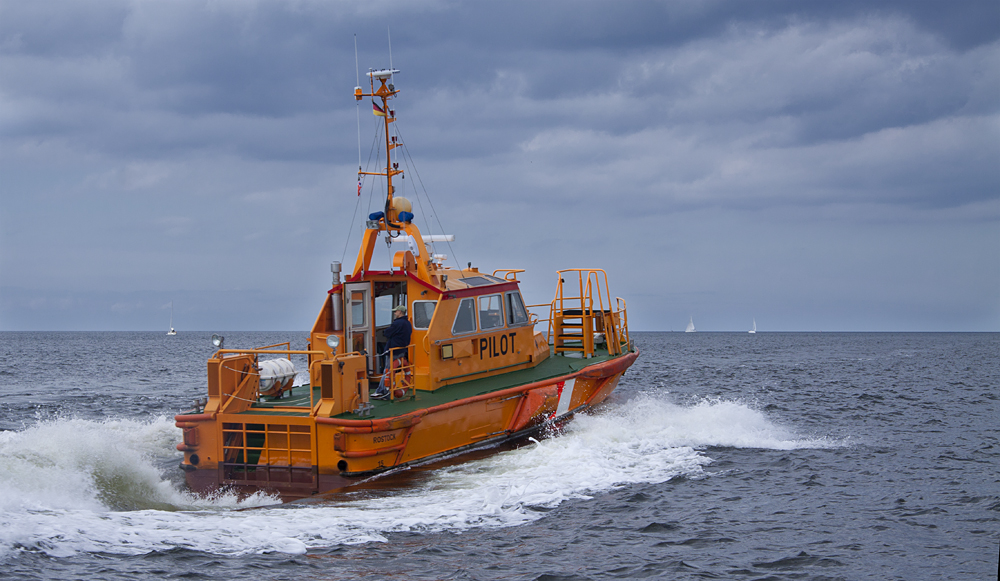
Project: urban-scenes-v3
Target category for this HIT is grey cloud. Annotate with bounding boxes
[1,0,997,331]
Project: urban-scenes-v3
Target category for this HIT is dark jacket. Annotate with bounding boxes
[384,316,412,358]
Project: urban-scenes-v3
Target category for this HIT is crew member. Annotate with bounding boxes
[374,304,412,399]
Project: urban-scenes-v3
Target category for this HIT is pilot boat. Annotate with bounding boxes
[175,67,638,498]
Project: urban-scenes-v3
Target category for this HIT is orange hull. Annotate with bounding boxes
[177,351,637,498]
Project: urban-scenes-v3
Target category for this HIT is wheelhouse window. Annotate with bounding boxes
[505,291,529,325]
[374,295,393,327]
[452,298,477,334]
[412,300,436,330]
[478,294,505,330]
[350,291,366,328]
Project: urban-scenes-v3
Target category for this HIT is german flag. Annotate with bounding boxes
[372,102,386,117]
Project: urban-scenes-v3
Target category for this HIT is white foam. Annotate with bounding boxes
[611,393,840,450]
[0,395,833,559]
[0,416,275,513]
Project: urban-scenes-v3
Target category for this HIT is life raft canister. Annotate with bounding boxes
[258,358,297,397]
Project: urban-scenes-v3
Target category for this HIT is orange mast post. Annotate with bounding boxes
[356,70,403,220]
[352,69,435,284]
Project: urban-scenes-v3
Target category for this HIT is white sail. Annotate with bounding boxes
[167,302,177,335]
[749,318,756,334]
[685,317,696,333]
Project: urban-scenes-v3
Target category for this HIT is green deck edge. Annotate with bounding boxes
[237,348,625,420]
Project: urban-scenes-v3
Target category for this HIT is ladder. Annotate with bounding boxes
[550,269,628,358]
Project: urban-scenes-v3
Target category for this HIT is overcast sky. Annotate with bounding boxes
[1,0,997,332]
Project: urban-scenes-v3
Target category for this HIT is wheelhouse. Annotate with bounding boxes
[309,267,544,393]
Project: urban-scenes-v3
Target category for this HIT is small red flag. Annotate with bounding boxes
[357,181,362,196]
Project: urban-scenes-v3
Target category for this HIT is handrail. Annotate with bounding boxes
[492,269,524,282]
[255,341,291,352]
[388,362,415,400]
[555,293,561,343]
[386,344,416,401]
[524,302,552,336]
[214,348,327,357]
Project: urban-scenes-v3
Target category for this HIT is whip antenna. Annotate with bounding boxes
[354,34,362,174]
[388,27,394,86]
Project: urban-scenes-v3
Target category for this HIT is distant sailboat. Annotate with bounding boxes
[167,302,177,336]
[749,318,756,334]
[685,317,696,333]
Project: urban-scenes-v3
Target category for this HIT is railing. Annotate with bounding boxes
[213,347,329,411]
[525,301,554,340]
[384,345,416,401]
[550,269,628,358]
[555,269,612,316]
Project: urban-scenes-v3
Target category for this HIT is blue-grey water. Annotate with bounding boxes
[0,331,997,580]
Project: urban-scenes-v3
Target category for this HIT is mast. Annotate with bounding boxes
[352,70,437,284]
[356,69,403,223]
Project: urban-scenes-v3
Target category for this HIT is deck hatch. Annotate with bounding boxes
[457,275,504,287]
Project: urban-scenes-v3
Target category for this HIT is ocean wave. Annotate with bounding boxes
[605,393,843,450]
[0,393,833,558]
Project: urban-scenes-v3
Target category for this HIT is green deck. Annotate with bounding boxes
[239,348,622,420]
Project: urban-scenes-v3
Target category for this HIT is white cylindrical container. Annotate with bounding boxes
[259,359,297,396]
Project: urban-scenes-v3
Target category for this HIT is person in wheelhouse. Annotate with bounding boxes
[374,304,411,399]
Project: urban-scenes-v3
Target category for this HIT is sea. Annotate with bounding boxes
[0,331,996,580]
